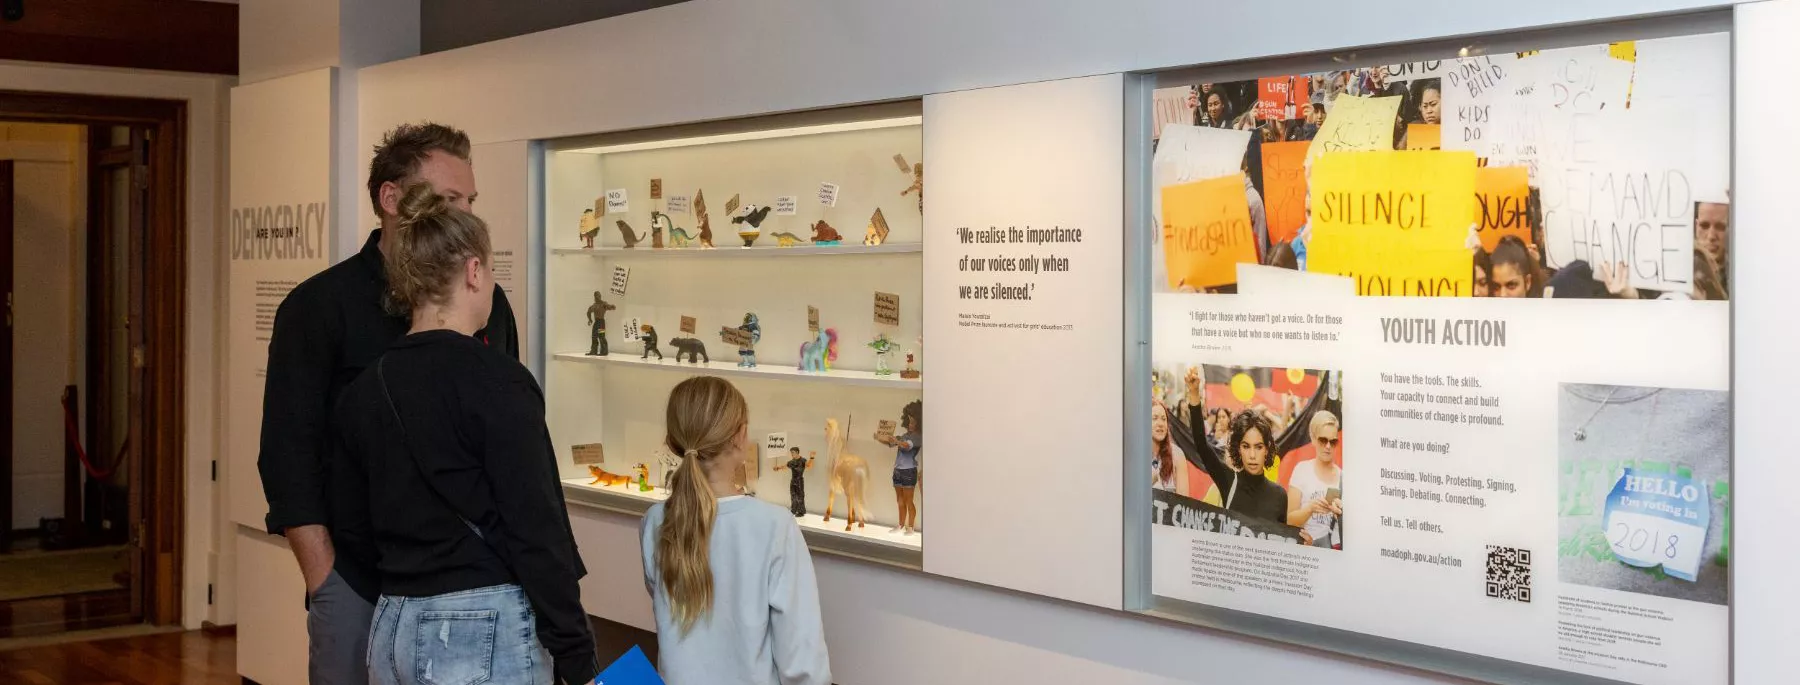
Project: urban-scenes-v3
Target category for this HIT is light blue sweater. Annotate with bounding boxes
[640,496,831,685]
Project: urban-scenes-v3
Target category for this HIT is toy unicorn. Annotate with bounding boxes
[798,327,839,372]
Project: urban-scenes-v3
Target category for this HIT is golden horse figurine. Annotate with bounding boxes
[587,465,633,488]
[822,416,869,531]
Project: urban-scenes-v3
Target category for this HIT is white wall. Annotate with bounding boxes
[326,1,1794,683]
[0,59,231,630]
[3,122,84,528]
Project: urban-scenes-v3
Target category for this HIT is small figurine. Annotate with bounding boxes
[901,162,923,213]
[737,313,762,368]
[616,220,645,248]
[697,213,716,248]
[634,463,654,492]
[586,292,617,356]
[669,337,708,364]
[656,211,694,248]
[654,450,681,490]
[772,447,816,517]
[823,416,869,531]
[578,208,599,248]
[868,333,897,376]
[732,205,772,247]
[798,327,839,373]
[650,218,665,249]
[640,324,664,360]
[810,220,843,245]
[863,208,890,246]
[900,349,920,379]
[770,231,804,247]
[587,465,633,488]
[875,401,923,536]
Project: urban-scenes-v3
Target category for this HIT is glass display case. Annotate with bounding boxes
[542,102,926,567]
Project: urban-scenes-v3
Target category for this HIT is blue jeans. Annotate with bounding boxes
[366,584,553,685]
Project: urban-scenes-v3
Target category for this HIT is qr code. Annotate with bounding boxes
[1485,545,1532,603]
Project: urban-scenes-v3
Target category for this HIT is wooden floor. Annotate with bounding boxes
[0,590,136,639]
[0,629,237,685]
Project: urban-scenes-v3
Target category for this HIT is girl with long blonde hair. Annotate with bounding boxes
[640,376,830,684]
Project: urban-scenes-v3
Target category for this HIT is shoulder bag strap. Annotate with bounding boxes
[376,356,489,543]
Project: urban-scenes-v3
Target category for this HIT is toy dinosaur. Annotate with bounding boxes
[633,463,654,492]
[822,416,868,531]
[587,465,633,488]
[616,220,644,248]
[770,231,804,247]
[798,327,839,373]
[654,211,693,248]
[809,220,843,246]
[578,209,599,248]
[669,337,708,364]
[697,213,716,248]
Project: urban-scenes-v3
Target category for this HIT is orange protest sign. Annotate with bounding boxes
[1405,124,1441,150]
[1474,166,1530,252]
[1307,151,1476,297]
[1161,173,1259,290]
[1261,141,1309,244]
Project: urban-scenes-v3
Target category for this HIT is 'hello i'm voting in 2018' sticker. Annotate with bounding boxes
[1603,468,1710,581]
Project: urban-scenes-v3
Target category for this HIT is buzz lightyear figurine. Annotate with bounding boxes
[867,333,897,376]
[737,313,762,368]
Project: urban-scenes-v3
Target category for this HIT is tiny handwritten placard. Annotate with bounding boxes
[609,265,630,296]
[679,315,696,334]
[623,316,643,341]
[572,443,605,465]
[874,292,900,326]
[720,326,753,347]
[666,194,691,214]
[725,193,741,215]
[650,178,663,200]
[775,196,798,215]
[594,196,607,217]
[875,420,896,443]
[892,154,911,173]
[807,306,820,332]
[694,189,708,217]
[764,432,789,463]
[818,182,840,207]
[605,189,629,214]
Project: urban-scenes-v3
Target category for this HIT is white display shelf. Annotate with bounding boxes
[551,243,921,259]
[560,478,923,553]
[552,351,922,389]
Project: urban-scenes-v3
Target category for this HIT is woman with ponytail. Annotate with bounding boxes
[331,182,598,685]
[639,376,830,685]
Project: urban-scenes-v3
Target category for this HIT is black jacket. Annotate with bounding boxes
[255,229,518,585]
[331,330,597,685]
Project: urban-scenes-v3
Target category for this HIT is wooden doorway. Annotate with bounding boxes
[0,91,186,631]
[0,160,12,555]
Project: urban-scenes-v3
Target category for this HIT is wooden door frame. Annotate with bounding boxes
[0,161,13,554]
[0,90,186,625]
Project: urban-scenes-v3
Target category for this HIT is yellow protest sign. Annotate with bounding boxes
[1162,173,1259,290]
[1405,124,1441,150]
[1474,166,1531,252]
[1307,95,1402,165]
[1307,151,1477,296]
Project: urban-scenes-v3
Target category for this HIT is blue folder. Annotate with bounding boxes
[595,645,663,685]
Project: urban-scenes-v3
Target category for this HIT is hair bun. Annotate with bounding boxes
[395,181,452,231]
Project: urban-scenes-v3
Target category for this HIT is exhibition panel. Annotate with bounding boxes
[1137,19,1731,685]
[542,105,927,567]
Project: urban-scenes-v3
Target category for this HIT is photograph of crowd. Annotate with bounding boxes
[1152,364,1345,549]
[1150,35,1730,301]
